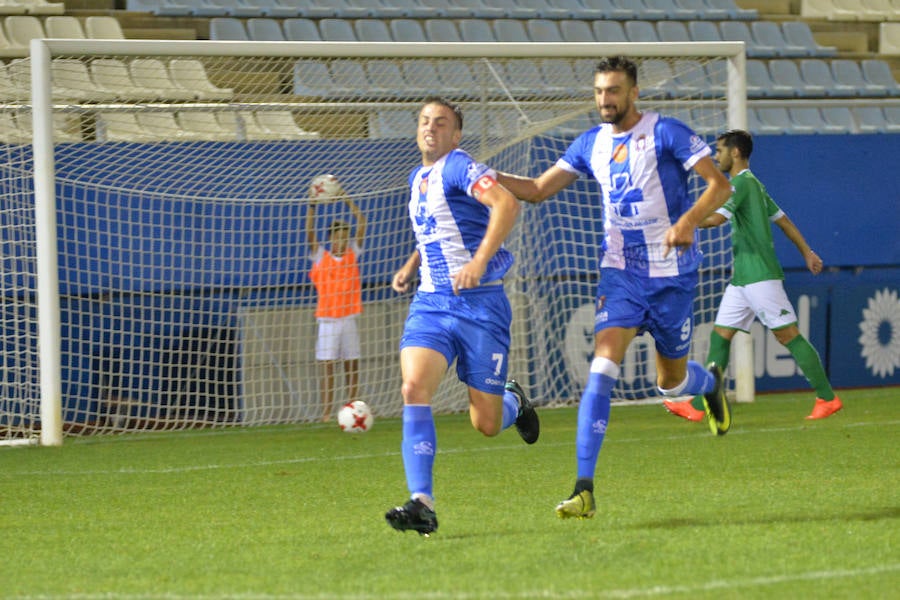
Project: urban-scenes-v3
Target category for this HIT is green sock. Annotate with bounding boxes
[785,335,835,400]
[692,330,732,411]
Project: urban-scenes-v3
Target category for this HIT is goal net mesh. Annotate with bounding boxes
[3,43,736,438]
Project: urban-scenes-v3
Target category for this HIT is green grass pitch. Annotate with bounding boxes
[1,388,898,599]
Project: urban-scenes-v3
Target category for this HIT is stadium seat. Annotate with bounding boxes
[283,18,321,41]
[656,21,691,43]
[91,58,160,101]
[768,58,817,97]
[638,58,675,98]
[329,60,370,97]
[84,17,124,41]
[706,0,757,19]
[168,58,234,100]
[746,58,793,98]
[209,17,248,40]
[365,59,409,97]
[45,16,86,39]
[425,19,462,42]
[516,0,570,19]
[883,106,900,132]
[401,59,443,95]
[137,112,198,140]
[820,106,857,133]
[0,61,28,100]
[502,60,554,96]
[751,21,807,58]
[253,111,319,139]
[96,112,157,142]
[747,107,780,135]
[293,59,334,96]
[351,0,406,19]
[0,112,30,144]
[719,21,775,58]
[354,18,392,41]
[14,0,64,15]
[371,109,417,139]
[688,19,723,42]
[800,58,857,97]
[215,111,271,140]
[247,18,285,41]
[52,58,112,101]
[829,0,884,21]
[459,19,496,42]
[319,18,357,41]
[539,58,579,92]
[641,0,699,20]
[4,15,46,51]
[436,60,478,95]
[624,20,660,43]
[177,111,238,141]
[196,0,262,18]
[390,19,427,42]
[593,0,639,20]
[560,19,596,42]
[488,0,538,19]
[672,59,718,98]
[547,0,607,19]
[147,0,194,17]
[287,0,368,18]
[593,20,628,44]
[831,59,889,97]
[526,19,564,43]
[861,59,900,96]
[677,0,729,20]
[852,105,889,133]
[129,58,197,101]
[781,21,837,57]
[800,0,833,19]
[250,0,299,18]
[864,0,900,19]
[493,19,530,42]
[789,107,842,134]
[755,107,793,134]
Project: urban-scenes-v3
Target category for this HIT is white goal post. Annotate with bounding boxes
[11,39,750,446]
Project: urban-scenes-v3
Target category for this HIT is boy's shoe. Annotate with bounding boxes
[506,379,539,444]
[385,498,438,536]
[806,396,843,420]
[555,489,596,519]
[702,362,731,436]
[663,399,705,422]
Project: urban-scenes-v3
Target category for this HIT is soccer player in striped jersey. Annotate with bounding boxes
[497,56,734,519]
[306,186,367,422]
[664,129,842,423]
[385,97,540,536]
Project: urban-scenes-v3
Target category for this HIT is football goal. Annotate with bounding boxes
[4,39,749,445]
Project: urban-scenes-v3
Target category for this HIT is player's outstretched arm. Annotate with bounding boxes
[345,196,367,245]
[776,214,823,275]
[305,201,318,252]
[496,166,577,204]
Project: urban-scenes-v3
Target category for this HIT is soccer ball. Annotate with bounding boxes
[309,173,342,202]
[338,400,374,433]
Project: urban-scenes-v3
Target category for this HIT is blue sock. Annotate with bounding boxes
[401,405,436,499]
[501,389,518,430]
[684,360,716,395]
[576,358,617,481]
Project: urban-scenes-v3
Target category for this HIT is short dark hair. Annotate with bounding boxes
[421,96,464,130]
[717,129,753,159]
[595,56,638,86]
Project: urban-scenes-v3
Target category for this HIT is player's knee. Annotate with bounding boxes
[401,380,431,405]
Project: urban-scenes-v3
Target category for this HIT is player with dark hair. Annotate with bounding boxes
[384,96,540,536]
[306,186,367,422]
[664,129,842,423]
[496,56,734,519]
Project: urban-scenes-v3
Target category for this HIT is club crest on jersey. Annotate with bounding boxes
[419,177,428,195]
[689,135,707,154]
[612,143,628,163]
[635,134,648,151]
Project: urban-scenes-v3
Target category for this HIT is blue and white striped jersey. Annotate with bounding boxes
[408,148,514,293]
[558,111,711,277]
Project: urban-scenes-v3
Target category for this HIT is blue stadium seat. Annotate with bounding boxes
[301,0,369,18]
[493,18,530,42]
[769,59,817,98]
[380,0,440,18]
[638,58,675,98]
[593,20,628,43]
[688,20,722,42]
[861,59,900,97]
[642,0,699,20]
[355,18,392,41]
[800,59,857,97]
[705,0,757,20]
[595,0,639,19]
[247,18,285,40]
[329,60,370,97]
[209,17,248,40]
[624,20,660,43]
[502,60,554,96]
[527,19,564,42]
[251,0,299,17]
[720,21,774,58]
[459,18,496,42]
[540,58,579,91]
[884,106,900,132]
[820,106,857,134]
[747,59,793,98]
[677,0,729,19]
[852,106,888,133]
[390,19,427,42]
[672,59,718,98]
[294,59,336,97]
[372,109,417,139]
[319,18,357,41]
[425,19,463,42]
[657,21,691,43]
[547,0,608,19]
[437,60,479,95]
[401,59,442,95]
[751,21,807,58]
[832,59,888,97]
[632,0,668,19]
[486,0,537,18]
[781,21,837,57]
[352,0,406,19]
[560,19,595,41]
[516,0,571,19]
[789,107,842,134]
[283,18,320,40]
[365,60,408,97]
[754,107,791,134]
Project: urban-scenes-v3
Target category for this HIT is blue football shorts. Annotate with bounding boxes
[400,286,512,395]
[593,267,699,359]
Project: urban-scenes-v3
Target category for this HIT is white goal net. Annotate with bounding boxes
[4,40,746,444]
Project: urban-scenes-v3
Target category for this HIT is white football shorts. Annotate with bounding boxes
[715,279,798,332]
[315,315,361,361]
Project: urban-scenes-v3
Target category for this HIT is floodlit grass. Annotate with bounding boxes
[1,388,898,599]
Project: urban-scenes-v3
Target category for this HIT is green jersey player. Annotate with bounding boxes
[664,129,842,424]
